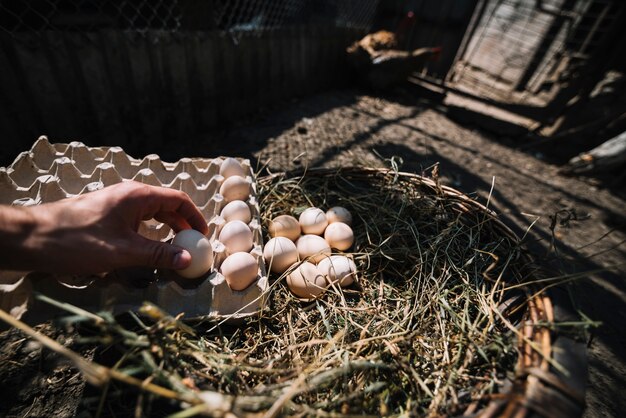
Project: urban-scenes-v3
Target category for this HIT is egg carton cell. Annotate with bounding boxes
[0,136,267,324]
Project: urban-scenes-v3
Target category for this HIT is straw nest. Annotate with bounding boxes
[246,167,564,417]
[2,166,585,417]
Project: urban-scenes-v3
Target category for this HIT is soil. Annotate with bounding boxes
[0,324,91,418]
[1,88,624,417]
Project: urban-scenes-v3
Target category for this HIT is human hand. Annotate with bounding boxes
[0,181,209,275]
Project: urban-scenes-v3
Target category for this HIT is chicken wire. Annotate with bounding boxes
[214,0,378,41]
[0,0,378,40]
[0,0,182,35]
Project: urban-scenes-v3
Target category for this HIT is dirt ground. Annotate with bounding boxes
[199,89,625,418]
[1,88,624,417]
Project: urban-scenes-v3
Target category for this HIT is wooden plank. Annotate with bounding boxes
[246,34,261,115]
[319,25,333,89]
[268,28,282,104]
[156,32,176,145]
[144,31,169,149]
[184,32,203,134]
[98,29,140,148]
[299,25,308,96]
[0,91,22,165]
[289,26,300,97]
[282,27,295,100]
[248,33,261,115]
[62,32,118,144]
[256,31,271,109]
[124,32,161,146]
[201,32,219,129]
[0,34,40,153]
[39,32,89,140]
[218,33,237,124]
[310,25,322,91]
[212,33,227,125]
[236,34,253,118]
[161,32,194,144]
[11,33,71,140]
[115,31,149,153]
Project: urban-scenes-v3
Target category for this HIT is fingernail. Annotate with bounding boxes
[173,251,187,269]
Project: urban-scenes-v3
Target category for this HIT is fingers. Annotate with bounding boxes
[123,183,209,234]
[153,211,192,233]
[126,234,193,270]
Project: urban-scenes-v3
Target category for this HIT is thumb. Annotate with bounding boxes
[129,236,192,270]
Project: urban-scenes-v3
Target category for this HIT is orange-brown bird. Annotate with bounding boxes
[346,11,441,89]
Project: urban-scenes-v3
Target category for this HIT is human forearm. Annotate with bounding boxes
[0,204,47,271]
[0,202,83,273]
[0,182,208,275]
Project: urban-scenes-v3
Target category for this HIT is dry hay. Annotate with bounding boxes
[240,167,529,417]
[2,167,561,417]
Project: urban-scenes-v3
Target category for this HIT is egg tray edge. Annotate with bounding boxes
[0,136,268,324]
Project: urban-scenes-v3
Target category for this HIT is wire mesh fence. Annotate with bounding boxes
[0,0,183,34]
[0,0,379,40]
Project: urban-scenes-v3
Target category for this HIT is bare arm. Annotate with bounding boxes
[0,182,209,275]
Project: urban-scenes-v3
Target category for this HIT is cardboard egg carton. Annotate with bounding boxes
[0,136,267,323]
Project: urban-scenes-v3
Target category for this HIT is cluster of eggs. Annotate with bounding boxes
[171,158,260,292]
[263,206,357,299]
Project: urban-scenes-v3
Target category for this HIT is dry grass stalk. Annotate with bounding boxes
[2,167,587,417]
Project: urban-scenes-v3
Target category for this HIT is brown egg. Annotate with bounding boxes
[268,214,301,242]
[263,236,299,273]
[220,252,258,291]
[296,234,331,263]
[220,200,252,223]
[219,220,253,253]
[286,261,328,299]
[219,157,246,179]
[326,206,352,225]
[324,222,354,251]
[318,255,356,287]
[298,207,328,235]
[219,176,250,202]
[171,229,213,279]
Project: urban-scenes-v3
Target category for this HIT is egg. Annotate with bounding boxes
[268,214,301,242]
[324,222,354,251]
[220,252,258,291]
[171,229,213,279]
[286,261,328,299]
[296,234,331,263]
[220,200,252,223]
[263,236,299,273]
[219,220,253,253]
[318,255,356,287]
[219,157,246,179]
[219,176,250,202]
[299,207,328,235]
[326,206,352,225]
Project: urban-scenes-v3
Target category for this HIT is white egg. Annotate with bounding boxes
[318,255,356,287]
[219,220,253,253]
[299,207,328,235]
[219,157,246,179]
[286,261,328,299]
[263,236,299,273]
[171,229,213,279]
[268,214,301,242]
[296,234,331,263]
[326,206,352,225]
[220,200,252,223]
[220,175,250,202]
[324,222,354,251]
[220,252,258,291]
